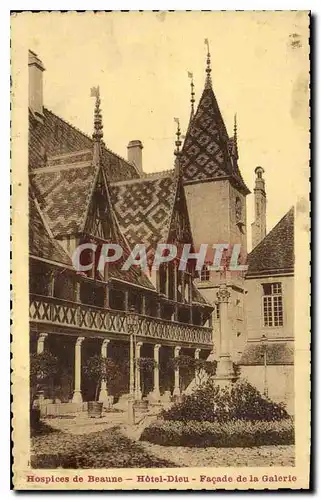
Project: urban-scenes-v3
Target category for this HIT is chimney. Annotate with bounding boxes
[28,50,45,120]
[127,140,143,174]
[251,166,267,249]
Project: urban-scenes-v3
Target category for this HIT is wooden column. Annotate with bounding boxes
[188,273,193,304]
[75,280,81,327]
[104,283,110,309]
[48,270,56,297]
[166,264,170,298]
[141,295,146,315]
[135,342,143,400]
[181,271,185,302]
[152,344,161,400]
[173,262,178,321]
[124,289,129,311]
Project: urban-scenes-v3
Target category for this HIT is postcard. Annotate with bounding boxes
[11,11,310,490]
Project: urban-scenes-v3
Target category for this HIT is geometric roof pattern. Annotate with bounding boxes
[29,191,71,266]
[30,155,98,237]
[29,108,140,182]
[110,175,178,251]
[246,207,294,277]
[181,81,250,195]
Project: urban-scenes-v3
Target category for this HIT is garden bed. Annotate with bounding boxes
[140,419,294,448]
[31,426,176,468]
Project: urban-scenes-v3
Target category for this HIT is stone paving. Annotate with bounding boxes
[44,411,126,435]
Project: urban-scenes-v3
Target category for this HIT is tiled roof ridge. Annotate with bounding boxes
[43,107,141,177]
[248,206,294,258]
[111,170,174,187]
[246,206,294,276]
[29,160,93,175]
[79,164,100,234]
[144,169,174,178]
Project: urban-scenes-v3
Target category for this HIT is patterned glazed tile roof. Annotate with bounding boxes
[29,108,140,182]
[30,157,98,237]
[191,283,212,307]
[107,265,155,291]
[29,192,71,266]
[110,175,178,251]
[181,85,250,194]
[239,341,294,366]
[246,207,294,277]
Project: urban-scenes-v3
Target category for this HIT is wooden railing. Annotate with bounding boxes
[29,294,213,346]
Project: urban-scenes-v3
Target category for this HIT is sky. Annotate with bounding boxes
[16,11,309,248]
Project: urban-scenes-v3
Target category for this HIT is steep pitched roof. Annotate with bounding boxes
[110,175,178,251]
[239,341,294,366]
[181,82,250,195]
[29,151,98,237]
[191,283,212,307]
[107,265,155,291]
[29,191,71,266]
[246,207,294,277]
[29,108,140,182]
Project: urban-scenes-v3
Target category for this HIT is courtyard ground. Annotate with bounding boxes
[140,441,294,467]
[31,415,295,468]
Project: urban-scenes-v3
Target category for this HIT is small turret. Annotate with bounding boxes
[251,166,267,249]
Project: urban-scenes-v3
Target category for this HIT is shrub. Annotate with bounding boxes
[83,355,119,401]
[162,378,289,422]
[140,419,294,448]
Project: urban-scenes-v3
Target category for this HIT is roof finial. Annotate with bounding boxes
[204,38,212,89]
[233,113,239,160]
[91,86,103,142]
[188,71,195,117]
[174,117,182,156]
[174,117,182,177]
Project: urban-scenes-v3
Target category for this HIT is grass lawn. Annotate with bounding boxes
[141,441,295,467]
[31,423,176,469]
[31,421,294,469]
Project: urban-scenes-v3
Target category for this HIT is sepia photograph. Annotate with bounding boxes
[11,10,310,490]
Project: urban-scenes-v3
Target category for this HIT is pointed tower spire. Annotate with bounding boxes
[188,71,195,118]
[233,113,239,160]
[204,38,212,89]
[174,117,182,177]
[91,86,103,142]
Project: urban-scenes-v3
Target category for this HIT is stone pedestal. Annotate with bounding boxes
[173,346,181,397]
[215,284,234,384]
[72,337,85,403]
